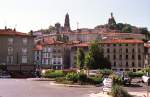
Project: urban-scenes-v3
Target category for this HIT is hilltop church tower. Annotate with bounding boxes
[64,13,71,32]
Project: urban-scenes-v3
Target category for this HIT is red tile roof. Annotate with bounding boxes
[144,43,150,48]
[0,29,30,36]
[74,43,90,47]
[33,44,43,51]
[33,37,64,51]
[42,37,64,45]
[101,39,144,44]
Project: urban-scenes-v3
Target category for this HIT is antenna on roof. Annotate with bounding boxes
[77,22,79,29]
[14,24,17,31]
[4,20,7,30]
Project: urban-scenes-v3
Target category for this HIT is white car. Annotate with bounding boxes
[0,72,11,78]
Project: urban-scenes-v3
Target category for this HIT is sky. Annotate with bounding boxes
[0,0,149,32]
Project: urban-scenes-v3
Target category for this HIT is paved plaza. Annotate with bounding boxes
[0,79,100,97]
[0,79,148,97]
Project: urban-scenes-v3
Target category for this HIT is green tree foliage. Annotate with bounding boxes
[111,84,132,97]
[84,42,111,69]
[128,71,145,78]
[116,23,124,30]
[76,48,85,69]
[121,24,132,33]
[139,27,150,40]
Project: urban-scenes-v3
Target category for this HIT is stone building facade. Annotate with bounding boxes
[0,28,34,72]
[70,39,145,72]
[101,39,145,72]
[33,38,65,69]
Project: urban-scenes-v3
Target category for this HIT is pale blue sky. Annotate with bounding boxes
[0,0,149,32]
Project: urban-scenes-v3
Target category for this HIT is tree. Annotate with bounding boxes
[140,27,150,40]
[84,41,111,69]
[76,48,85,69]
[122,24,132,33]
[116,23,124,30]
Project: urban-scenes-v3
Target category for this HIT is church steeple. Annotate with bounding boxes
[64,13,71,32]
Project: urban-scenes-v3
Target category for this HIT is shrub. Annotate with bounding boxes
[78,73,87,84]
[66,72,79,83]
[99,69,113,76]
[55,77,73,84]
[110,74,123,85]
[43,70,64,78]
[63,69,77,75]
[111,84,132,97]
[88,76,103,85]
[128,71,145,78]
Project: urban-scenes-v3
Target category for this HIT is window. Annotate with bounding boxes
[45,59,48,65]
[132,49,135,53]
[138,62,141,67]
[8,38,13,45]
[7,56,13,64]
[126,62,128,67]
[126,44,128,46]
[53,55,56,58]
[107,55,110,59]
[138,55,141,60]
[119,44,122,46]
[113,55,116,60]
[126,55,128,60]
[126,49,128,53]
[119,55,122,60]
[8,47,13,55]
[114,62,116,67]
[22,56,27,63]
[22,38,28,45]
[113,49,116,53]
[119,48,122,53]
[107,48,110,53]
[22,48,27,55]
[132,62,135,67]
[43,48,47,52]
[48,48,51,52]
[138,48,141,53]
[132,55,135,60]
[113,44,116,46]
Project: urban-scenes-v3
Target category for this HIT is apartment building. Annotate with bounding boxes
[101,39,144,72]
[0,28,34,72]
[144,43,150,68]
[33,38,65,70]
[70,39,145,72]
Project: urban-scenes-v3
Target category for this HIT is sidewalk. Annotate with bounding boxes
[89,92,147,97]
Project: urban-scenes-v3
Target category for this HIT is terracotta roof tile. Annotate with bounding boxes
[101,39,144,44]
[144,43,150,48]
[33,44,43,51]
[74,43,90,47]
[0,29,30,36]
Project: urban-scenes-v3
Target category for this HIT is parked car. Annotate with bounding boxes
[0,71,11,78]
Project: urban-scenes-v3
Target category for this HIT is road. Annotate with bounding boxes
[0,79,100,97]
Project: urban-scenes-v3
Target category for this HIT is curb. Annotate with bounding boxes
[89,92,147,97]
[49,81,96,88]
[27,78,55,81]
